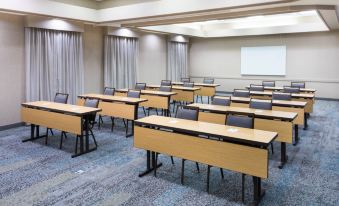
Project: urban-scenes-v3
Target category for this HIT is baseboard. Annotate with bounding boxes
[0,122,25,131]
[216,91,339,101]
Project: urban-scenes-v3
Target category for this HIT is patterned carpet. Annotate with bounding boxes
[0,99,338,206]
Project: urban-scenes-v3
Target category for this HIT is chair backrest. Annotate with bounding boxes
[103,87,115,96]
[135,83,146,90]
[249,84,264,91]
[203,78,214,84]
[272,92,292,101]
[84,98,99,123]
[161,80,172,86]
[226,112,254,129]
[175,106,199,121]
[183,82,194,88]
[262,81,275,87]
[54,93,69,104]
[291,82,305,88]
[127,89,141,98]
[181,77,190,83]
[212,96,231,106]
[250,99,272,110]
[159,85,172,92]
[233,89,250,97]
[284,86,300,93]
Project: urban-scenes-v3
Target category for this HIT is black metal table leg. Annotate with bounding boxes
[252,176,265,205]
[22,124,47,142]
[139,150,163,177]
[304,113,308,130]
[293,125,299,146]
[278,142,288,169]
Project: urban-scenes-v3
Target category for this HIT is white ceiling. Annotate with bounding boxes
[0,0,338,37]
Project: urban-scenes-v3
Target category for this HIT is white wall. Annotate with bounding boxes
[189,31,339,99]
[0,13,25,127]
[138,32,167,84]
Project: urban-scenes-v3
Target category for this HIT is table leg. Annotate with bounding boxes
[293,125,299,146]
[139,150,163,177]
[304,113,308,130]
[22,124,47,142]
[278,142,288,169]
[252,176,265,205]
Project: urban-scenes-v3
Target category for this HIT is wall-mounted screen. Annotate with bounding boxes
[241,46,286,76]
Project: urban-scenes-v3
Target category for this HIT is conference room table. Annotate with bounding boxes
[146,85,200,103]
[114,89,177,116]
[188,103,298,168]
[245,86,316,93]
[77,94,147,137]
[21,101,101,157]
[134,115,277,204]
[230,96,308,129]
[248,91,315,114]
[171,82,220,103]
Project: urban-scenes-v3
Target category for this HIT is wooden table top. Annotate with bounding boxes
[172,82,221,87]
[230,96,308,108]
[147,85,200,91]
[135,115,278,146]
[78,94,148,104]
[115,89,177,97]
[189,103,297,121]
[22,101,101,115]
[246,86,316,93]
[249,91,315,99]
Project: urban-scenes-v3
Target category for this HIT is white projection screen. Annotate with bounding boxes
[241,46,286,76]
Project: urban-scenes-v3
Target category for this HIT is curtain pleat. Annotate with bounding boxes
[167,41,188,81]
[25,28,84,104]
[104,36,138,89]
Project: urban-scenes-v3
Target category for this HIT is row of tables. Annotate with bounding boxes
[20,81,316,204]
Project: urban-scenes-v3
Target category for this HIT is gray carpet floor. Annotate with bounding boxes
[0,99,338,206]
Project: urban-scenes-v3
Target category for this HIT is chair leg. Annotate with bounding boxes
[122,119,127,128]
[90,129,97,147]
[49,129,54,136]
[207,165,211,193]
[196,95,199,103]
[75,135,78,154]
[271,142,274,154]
[143,107,147,116]
[172,101,176,113]
[196,162,200,173]
[45,129,48,145]
[200,96,203,104]
[242,174,245,203]
[170,156,174,164]
[147,108,150,116]
[155,109,159,115]
[154,152,158,177]
[98,116,102,129]
[125,120,129,137]
[59,132,64,149]
[111,117,114,132]
[181,159,185,184]
[220,168,224,179]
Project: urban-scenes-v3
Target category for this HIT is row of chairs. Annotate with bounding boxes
[261,80,306,88]
[153,100,273,203]
[234,88,294,100]
[248,84,303,93]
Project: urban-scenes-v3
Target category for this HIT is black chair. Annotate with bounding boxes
[135,83,146,90]
[153,106,200,183]
[161,80,172,86]
[249,84,264,92]
[183,82,194,88]
[233,89,250,98]
[127,89,141,98]
[103,87,115,95]
[284,86,300,94]
[203,78,214,84]
[98,87,115,130]
[45,93,69,144]
[262,81,275,87]
[250,99,273,110]
[272,92,292,101]
[211,96,231,106]
[73,98,99,154]
[209,111,255,202]
[181,77,190,83]
[291,82,305,88]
